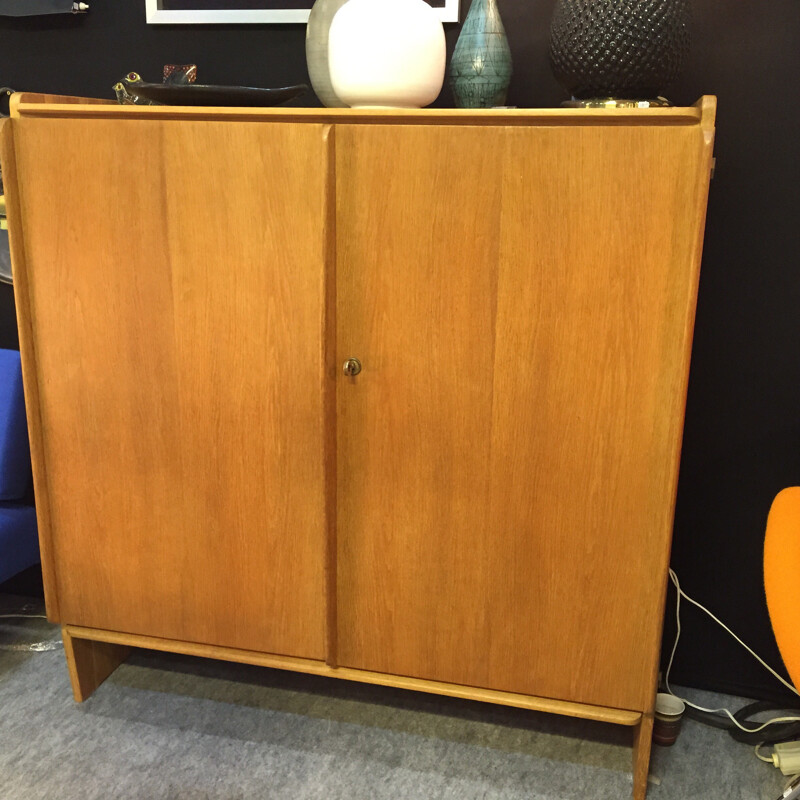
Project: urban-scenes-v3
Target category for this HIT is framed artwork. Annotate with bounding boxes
[145,0,460,24]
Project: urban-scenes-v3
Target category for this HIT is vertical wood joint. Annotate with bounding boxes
[323,123,338,667]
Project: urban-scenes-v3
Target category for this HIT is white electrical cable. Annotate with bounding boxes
[756,743,775,763]
[0,614,60,652]
[665,568,800,735]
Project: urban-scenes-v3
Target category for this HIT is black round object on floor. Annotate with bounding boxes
[549,0,690,100]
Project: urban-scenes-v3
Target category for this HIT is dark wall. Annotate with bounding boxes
[1,1,799,701]
[0,283,17,349]
[665,2,800,702]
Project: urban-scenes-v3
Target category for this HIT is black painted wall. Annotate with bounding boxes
[0,283,16,349]
[0,0,798,701]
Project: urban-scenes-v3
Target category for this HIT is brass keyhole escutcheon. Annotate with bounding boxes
[343,357,362,377]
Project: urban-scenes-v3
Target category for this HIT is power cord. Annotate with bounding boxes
[0,612,61,652]
[664,569,800,747]
[758,744,776,763]
[778,773,800,800]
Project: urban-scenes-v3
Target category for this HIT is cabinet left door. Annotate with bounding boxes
[11,117,332,659]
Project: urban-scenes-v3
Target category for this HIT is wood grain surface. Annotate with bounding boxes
[335,117,714,712]
[63,623,641,725]
[13,118,331,658]
[9,92,113,109]
[0,120,63,620]
[633,713,655,800]
[10,91,706,127]
[62,626,130,702]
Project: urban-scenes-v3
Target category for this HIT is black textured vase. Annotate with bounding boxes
[549,0,690,100]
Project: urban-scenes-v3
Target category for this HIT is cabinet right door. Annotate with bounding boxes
[336,121,713,712]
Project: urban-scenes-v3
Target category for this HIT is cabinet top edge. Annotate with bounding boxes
[10,93,716,128]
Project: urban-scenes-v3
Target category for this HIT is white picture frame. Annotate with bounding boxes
[145,0,460,24]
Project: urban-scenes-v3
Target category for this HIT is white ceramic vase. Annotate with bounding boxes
[305,0,350,108]
[328,0,446,109]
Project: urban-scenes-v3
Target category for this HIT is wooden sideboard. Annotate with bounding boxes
[2,93,716,799]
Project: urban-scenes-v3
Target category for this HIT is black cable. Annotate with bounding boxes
[685,701,800,745]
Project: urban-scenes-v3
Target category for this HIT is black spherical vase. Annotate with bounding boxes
[549,0,690,102]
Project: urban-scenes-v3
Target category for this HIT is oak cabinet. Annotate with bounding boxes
[2,94,716,800]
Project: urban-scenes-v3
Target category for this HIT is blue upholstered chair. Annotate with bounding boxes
[0,348,38,585]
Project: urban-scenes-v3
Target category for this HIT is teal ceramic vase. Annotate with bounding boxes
[449,0,512,108]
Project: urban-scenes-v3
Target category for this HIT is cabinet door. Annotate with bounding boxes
[336,123,712,711]
[14,118,331,659]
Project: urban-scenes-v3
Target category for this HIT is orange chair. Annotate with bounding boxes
[764,487,800,691]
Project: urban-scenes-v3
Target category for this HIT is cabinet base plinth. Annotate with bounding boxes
[633,713,654,800]
[62,624,650,797]
[62,626,131,701]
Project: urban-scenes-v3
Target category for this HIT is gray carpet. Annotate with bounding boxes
[0,594,787,800]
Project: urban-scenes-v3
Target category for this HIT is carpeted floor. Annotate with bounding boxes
[0,593,787,800]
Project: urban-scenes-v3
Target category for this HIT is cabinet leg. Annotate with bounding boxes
[632,713,654,800]
[62,626,130,702]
